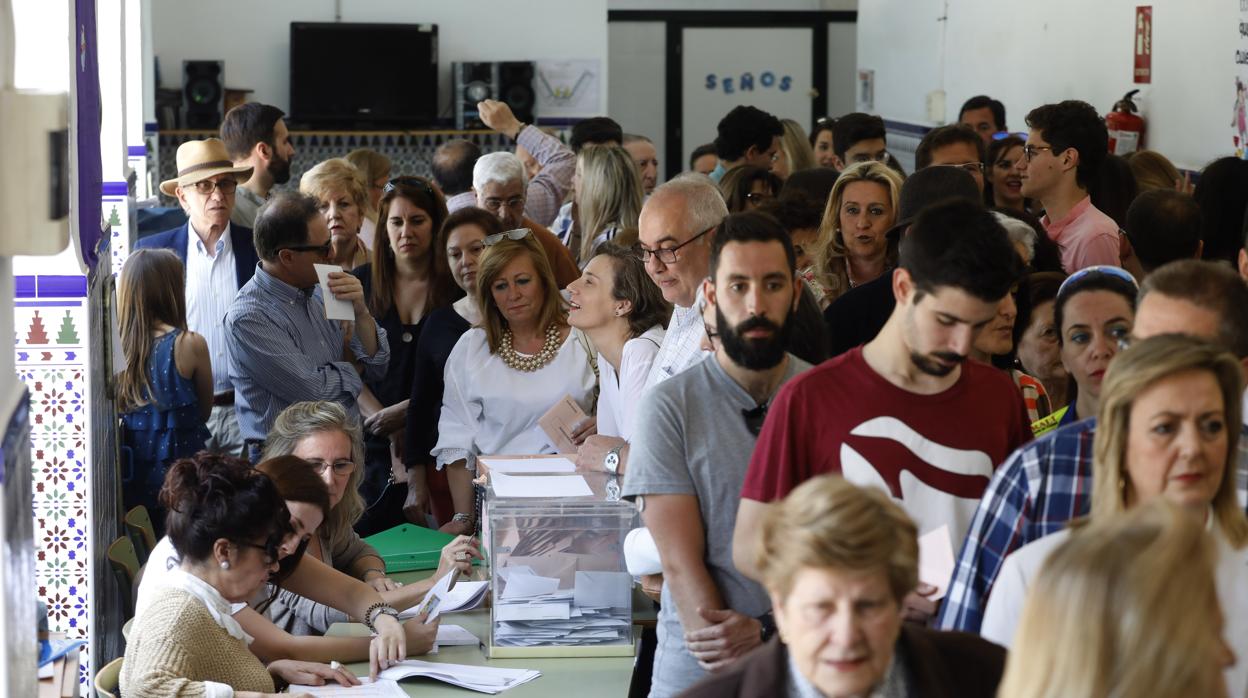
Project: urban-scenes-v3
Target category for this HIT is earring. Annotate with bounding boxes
[220,560,230,570]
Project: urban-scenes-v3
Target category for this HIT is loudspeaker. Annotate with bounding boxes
[453,61,535,130]
[183,60,224,130]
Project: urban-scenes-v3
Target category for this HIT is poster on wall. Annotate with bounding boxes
[1237,1,1248,158]
[535,60,601,120]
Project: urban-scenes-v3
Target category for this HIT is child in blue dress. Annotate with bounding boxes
[117,249,213,533]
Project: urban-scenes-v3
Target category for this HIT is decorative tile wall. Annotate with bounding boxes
[14,274,93,689]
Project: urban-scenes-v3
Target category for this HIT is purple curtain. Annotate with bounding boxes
[74,0,102,269]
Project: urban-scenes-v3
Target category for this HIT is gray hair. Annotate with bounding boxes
[262,401,366,534]
[648,172,728,238]
[473,151,527,192]
[623,133,653,145]
[994,211,1037,264]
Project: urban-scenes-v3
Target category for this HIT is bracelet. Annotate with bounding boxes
[362,602,400,634]
[451,512,472,524]
[363,567,387,579]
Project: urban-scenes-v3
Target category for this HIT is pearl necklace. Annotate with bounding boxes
[499,324,562,372]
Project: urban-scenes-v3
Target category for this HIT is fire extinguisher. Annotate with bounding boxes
[1106,89,1145,155]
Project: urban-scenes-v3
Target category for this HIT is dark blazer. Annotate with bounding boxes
[678,625,1006,698]
[134,222,259,288]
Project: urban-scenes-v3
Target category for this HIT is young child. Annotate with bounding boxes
[116,249,213,533]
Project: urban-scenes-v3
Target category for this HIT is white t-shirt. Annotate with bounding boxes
[596,326,665,442]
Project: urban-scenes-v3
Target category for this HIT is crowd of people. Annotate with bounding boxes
[112,91,1248,697]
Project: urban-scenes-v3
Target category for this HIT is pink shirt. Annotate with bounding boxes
[1041,196,1121,273]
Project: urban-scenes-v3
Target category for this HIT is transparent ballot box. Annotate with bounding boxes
[480,459,636,658]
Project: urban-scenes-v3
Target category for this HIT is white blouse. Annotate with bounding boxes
[432,327,596,471]
[982,521,1248,696]
[596,326,665,442]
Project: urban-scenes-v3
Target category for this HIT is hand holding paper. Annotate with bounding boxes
[314,264,356,321]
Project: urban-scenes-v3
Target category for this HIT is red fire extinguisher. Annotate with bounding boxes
[1106,89,1145,155]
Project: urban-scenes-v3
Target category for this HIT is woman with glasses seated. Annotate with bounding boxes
[258,401,479,634]
[433,232,598,533]
[809,161,903,308]
[350,176,458,535]
[135,453,442,677]
[570,145,645,266]
[718,165,783,214]
[1031,265,1137,436]
[122,453,378,695]
[301,158,373,271]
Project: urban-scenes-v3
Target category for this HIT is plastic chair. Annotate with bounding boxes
[106,537,140,618]
[94,656,123,698]
[123,505,156,564]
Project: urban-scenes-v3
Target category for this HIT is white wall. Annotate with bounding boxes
[150,0,608,118]
[608,21,666,164]
[858,0,1236,170]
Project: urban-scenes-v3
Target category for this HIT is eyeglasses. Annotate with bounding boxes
[382,176,436,198]
[1022,145,1056,162]
[944,162,985,175]
[483,196,525,213]
[635,226,714,265]
[483,228,533,246]
[742,400,770,437]
[1057,265,1139,298]
[235,540,278,565]
[703,323,719,341]
[279,240,332,257]
[307,459,356,477]
[191,178,238,196]
[849,151,891,165]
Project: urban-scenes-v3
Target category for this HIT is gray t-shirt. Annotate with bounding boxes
[622,353,810,697]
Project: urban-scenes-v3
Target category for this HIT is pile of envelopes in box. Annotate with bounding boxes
[494,557,633,648]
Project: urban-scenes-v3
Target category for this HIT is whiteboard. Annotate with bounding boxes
[681,27,814,171]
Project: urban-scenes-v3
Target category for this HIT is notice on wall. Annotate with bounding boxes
[1237,1,1248,158]
[535,60,601,120]
[1134,6,1152,84]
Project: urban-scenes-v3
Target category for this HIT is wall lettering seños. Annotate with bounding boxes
[705,71,792,94]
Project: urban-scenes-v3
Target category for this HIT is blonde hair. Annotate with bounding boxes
[999,499,1226,698]
[299,158,372,221]
[1090,333,1248,546]
[116,249,188,411]
[1126,149,1181,193]
[261,401,366,534]
[756,476,917,601]
[475,235,566,354]
[779,119,817,175]
[345,149,392,222]
[812,161,903,302]
[576,145,644,264]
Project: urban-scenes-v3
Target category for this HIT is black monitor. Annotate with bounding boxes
[290,22,438,128]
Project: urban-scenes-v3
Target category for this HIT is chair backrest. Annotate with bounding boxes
[123,505,156,564]
[94,656,123,698]
[106,536,140,618]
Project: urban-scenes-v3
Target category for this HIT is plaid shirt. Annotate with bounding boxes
[938,416,1248,632]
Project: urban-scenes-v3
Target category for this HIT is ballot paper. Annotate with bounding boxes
[314,263,355,321]
[399,580,489,620]
[378,660,541,694]
[289,678,408,697]
[437,623,481,646]
[918,524,957,599]
[501,573,561,599]
[478,456,577,474]
[491,472,592,498]
[491,567,632,648]
[407,569,460,623]
[537,395,590,453]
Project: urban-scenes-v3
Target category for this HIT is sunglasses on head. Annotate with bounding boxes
[382,176,436,198]
[483,228,533,246]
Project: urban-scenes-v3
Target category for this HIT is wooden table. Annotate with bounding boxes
[324,568,647,697]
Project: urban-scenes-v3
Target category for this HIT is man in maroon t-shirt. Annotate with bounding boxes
[734,199,1030,621]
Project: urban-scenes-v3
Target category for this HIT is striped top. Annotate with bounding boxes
[184,223,239,394]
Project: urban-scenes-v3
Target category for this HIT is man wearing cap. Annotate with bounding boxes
[135,137,259,457]
[220,102,296,229]
[823,167,984,356]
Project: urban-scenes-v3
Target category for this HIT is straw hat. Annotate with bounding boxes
[159,138,254,197]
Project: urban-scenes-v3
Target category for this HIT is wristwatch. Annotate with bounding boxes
[757,612,777,643]
[603,445,623,474]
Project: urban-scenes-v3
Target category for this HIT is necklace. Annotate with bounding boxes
[499,324,562,372]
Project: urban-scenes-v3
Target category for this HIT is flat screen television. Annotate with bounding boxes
[290,22,438,127]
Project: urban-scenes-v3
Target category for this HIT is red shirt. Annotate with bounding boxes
[742,348,1032,545]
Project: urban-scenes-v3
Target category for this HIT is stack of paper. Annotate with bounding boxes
[289,678,408,697]
[399,578,489,620]
[378,660,541,694]
[493,568,633,648]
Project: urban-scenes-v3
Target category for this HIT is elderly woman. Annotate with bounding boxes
[571,145,645,265]
[122,454,370,695]
[1013,271,1069,412]
[261,401,480,633]
[683,476,1005,698]
[403,208,503,529]
[301,158,372,270]
[998,501,1233,698]
[352,175,458,534]
[983,334,1248,694]
[810,161,903,306]
[433,232,597,533]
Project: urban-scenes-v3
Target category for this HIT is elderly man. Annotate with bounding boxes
[135,138,259,457]
[624,133,660,195]
[474,99,575,228]
[472,151,579,287]
[225,191,389,462]
[432,139,482,215]
[219,102,296,229]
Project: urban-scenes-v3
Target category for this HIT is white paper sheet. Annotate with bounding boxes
[437,623,481,646]
[918,524,956,599]
[377,659,541,694]
[494,602,572,622]
[501,572,561,599]
[409,569,459,622]
[400,580,488,620]
[314,263,355,321]
[478,456,577,474]
[289,678,408,697]
[573,570,633,609]
[491,472,592,498]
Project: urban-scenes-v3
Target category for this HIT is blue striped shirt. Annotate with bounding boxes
[225,264,390,441]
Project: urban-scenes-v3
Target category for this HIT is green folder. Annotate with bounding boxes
[363,524,457,573]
